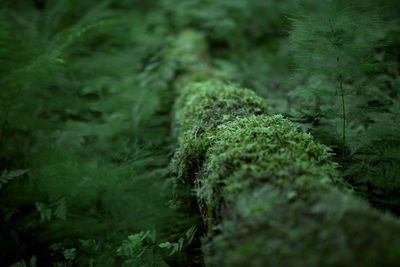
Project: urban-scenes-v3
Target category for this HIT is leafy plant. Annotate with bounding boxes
[285,0,400,214]
[158,226,197,256]
[0,1,199,266]
[289,0,384,163]
[117,231,155,259]
[10,255,37,267]
[35,195,67,222]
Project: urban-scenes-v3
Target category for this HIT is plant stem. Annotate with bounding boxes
[339,72,346,166]
[337,57,346,166]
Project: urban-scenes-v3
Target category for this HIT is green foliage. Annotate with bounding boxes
[289,1,383,77]
[160,0,297,47]
[35,195,67,222]
[159,225,197,256]
[10,255,37,267]
[0,1,200,266]
[289,1,384,157]
[117,231,155,258]
[287,0,400,212]
[2,0,400,266]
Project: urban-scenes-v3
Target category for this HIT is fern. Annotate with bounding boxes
[0,0,203,265]
[289,0,385,164]
[35,195,67,222]
[116,231,170,267]
[288,0,400,213]
[117,231,153,258]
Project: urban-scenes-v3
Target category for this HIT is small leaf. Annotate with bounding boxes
[52,197,67,220]
[29,255,37,267]
[185,225,197,244]
[158,242,172,248]
[63,248,76,260]
[35,202,52,222]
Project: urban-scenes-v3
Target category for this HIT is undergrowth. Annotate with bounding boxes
[0,1,201,266]
[1,0,400,266]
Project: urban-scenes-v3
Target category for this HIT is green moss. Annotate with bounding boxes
[199,115,338,208]
[172,81,268,182]
[175,80,268,133]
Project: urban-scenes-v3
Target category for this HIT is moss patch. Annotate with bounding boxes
[172,80,267,183]
[199,115,338,211]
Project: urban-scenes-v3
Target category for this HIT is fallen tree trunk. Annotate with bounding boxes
[170,30,400,267]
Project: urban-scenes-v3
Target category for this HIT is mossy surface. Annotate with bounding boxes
[175,80,268,133]
[199,115,338,211]
[170,29,400,267]
[199,115,400,266]
[172,80,267,183]
[203,184,400,267]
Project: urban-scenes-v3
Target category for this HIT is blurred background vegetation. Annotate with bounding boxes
[0,0,399,266]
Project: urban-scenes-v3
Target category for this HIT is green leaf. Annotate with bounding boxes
[63,248,76,260]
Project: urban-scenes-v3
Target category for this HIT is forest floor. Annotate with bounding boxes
[1,1,400,266]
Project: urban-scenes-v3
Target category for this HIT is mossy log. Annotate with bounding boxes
[170,30,400,267]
